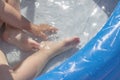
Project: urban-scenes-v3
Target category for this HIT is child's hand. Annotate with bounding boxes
[31,24,58,39]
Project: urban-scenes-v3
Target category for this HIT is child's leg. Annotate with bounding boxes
[0,0,6,27]
[3,26,40,51]
[0,50,8,65]
[2,0,58,51]
[12,37,80,80]
[0,37,79,80]
[0,0,17,29]
[0,50,14,80]
[6,0,20,12]
[0,0,18,28]
[2,0,40,51]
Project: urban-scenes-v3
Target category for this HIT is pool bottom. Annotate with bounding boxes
[35,1,120,80]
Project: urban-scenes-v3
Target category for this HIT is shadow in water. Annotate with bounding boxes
[93,0,119,17]
[20,0,36,22]
[0,65,14,80]
[41,47,80,74]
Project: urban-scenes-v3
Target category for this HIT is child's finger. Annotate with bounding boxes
[49,27,58,33]
[39,32,48,40]
[28,38,40,49]
[39,24,58,33]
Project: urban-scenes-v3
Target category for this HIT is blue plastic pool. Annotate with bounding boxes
[0,0,119,80]
[35,0,120,80]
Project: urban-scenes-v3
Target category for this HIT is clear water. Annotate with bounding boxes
[0,0,119,74]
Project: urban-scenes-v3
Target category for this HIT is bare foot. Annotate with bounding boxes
[2,25,40,51]
[31,24,58,39]
[39,36,80,59]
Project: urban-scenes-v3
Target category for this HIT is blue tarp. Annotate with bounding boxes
[35,1,120,80]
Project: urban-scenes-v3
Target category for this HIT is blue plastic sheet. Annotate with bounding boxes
[35,1,120,80]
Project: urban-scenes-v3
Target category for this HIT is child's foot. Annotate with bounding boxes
[2,25,40,51]
[31,24,58,39]
[39,37,80,59]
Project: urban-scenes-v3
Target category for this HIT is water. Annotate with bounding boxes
[0,0,119,74]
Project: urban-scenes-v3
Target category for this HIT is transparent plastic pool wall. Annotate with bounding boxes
[35,1,120,80]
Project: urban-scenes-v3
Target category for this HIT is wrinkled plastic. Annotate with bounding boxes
[35,1,120,80]
[0,0,117,71]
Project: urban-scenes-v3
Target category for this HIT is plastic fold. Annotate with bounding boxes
[35,1,120,80]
